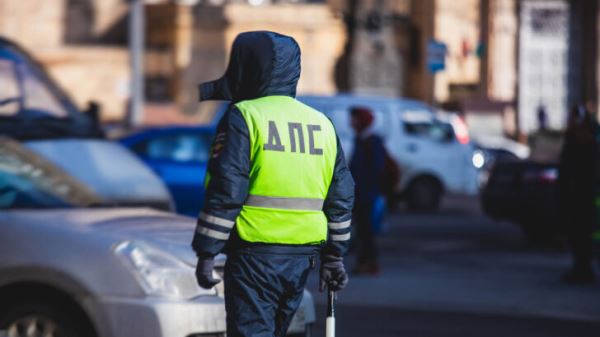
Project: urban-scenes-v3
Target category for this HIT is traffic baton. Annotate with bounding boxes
[326,288,336,337]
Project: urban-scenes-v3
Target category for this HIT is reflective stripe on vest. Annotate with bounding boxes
[235,96,337,245]
[245,195,324,211]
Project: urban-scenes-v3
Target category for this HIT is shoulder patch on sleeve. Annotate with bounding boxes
[211,132,227,158]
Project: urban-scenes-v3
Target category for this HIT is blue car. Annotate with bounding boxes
[120,126,215,216]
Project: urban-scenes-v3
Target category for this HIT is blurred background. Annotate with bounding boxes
[1,0,600,337]
[2,0,595,130]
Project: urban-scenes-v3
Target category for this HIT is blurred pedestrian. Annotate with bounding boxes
[558,104,598,284]
[537,104,548,131]
[191,31,355,337]
[349,106,385,275]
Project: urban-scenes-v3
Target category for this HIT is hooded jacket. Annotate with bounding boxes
[191,31,354,258]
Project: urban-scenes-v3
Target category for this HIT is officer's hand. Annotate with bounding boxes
[319,254,348,292]
[195,258,221,289]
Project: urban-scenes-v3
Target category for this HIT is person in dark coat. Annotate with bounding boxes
[558,104,598,284]
[349,106,385,275]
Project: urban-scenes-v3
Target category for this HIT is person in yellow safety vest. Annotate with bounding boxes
[191,31,355,337]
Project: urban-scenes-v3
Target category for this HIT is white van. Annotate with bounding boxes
[299,95,479,211]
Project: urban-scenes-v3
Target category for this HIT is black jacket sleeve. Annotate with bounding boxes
[322,136,355,257]
[191,105,250,258]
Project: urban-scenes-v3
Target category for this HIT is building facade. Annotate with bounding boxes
[1,0,598,133]
[0,0,344,123]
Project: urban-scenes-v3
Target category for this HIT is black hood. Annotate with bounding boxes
[198,31,301,102]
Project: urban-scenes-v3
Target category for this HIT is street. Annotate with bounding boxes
[305,197,600,337]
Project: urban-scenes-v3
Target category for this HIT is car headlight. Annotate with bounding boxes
[114,240,216,299]
[472,150,485,169]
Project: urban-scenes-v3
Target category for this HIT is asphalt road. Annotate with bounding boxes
[305,196,600,337]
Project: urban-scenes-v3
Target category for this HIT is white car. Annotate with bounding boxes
[299,95,479,211]
[0,138,315,337]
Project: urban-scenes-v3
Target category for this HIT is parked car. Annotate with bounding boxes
[0,137,226,337]
[299,94,479,211]
[0,37,315,337]
[120,126,215,216]
[480,124,600,250]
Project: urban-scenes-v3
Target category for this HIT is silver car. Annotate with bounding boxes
[0,138,315,337]
[0,138,226,337]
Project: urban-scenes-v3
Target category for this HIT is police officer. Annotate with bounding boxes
[191,31,355,337]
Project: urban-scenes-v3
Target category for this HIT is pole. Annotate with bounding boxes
[128,0,145,127]
[326,289,336,337]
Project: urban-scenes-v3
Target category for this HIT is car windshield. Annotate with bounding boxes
[0,137,103,209]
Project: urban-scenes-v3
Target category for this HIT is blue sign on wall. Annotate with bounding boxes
[427,40,447,73]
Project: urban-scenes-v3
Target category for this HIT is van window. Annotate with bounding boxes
[403,119,454,142]
[0,58,20,116]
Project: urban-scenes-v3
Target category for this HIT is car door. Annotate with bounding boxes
[134,130,214,216]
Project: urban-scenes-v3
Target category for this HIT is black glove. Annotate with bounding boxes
[319,254,348,292]
[195,258,221,289]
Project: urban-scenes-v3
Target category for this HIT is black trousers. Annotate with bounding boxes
[224,251,314,337]
[565,214,595,271]
[354,202,378,263]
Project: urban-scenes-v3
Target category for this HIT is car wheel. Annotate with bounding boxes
[0,296,94,337]
[406,177,442,212]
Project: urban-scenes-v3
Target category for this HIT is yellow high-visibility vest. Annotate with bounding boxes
[234,96,337,244]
